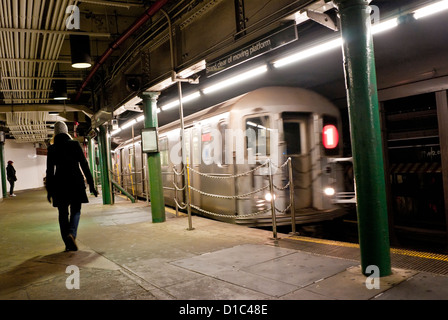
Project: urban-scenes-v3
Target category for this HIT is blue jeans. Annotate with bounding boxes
[58,203,82,241]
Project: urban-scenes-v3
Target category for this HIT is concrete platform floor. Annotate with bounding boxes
[1,189,448,306]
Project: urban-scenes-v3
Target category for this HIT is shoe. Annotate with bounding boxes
[66,234,78,251]
[9,194,16,197]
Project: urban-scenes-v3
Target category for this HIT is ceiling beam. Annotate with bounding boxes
[0,104,94,117]
[0,28,111,38]
[0,58,72,64]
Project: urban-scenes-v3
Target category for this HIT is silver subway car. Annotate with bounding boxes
[113,87,354,226]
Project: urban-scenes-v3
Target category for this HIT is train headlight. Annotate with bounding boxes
[324,187,335,196]
[264,193,276,201]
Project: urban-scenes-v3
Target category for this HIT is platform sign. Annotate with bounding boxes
[206,21,298,77]
[141,127,159,153]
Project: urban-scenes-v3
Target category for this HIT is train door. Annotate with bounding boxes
[199,121,236,217]
[159,136,173,205]
[134,142,143,197]
[283,115,312,209]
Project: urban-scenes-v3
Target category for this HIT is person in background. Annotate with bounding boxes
[6,160,17,197]
[46,121,98,252]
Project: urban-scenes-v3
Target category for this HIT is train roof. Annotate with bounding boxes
[159,86,339,132]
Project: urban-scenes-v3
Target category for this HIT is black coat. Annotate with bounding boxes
[46,133,95,207]
[6,164,16,182]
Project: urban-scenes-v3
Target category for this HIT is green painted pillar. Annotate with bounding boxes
[98,125,113,205]
[94,146,100,188]
[107,130,115,204]
[140,92,166,223]
[334,0,391,276]
[87,137,96,190]
[0,142,6,198]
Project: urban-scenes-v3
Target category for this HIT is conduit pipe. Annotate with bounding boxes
[75,0,169,102]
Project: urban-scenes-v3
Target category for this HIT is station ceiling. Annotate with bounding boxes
[0,0,447,144]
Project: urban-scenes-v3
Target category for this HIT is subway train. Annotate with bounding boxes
[112,86,355,227]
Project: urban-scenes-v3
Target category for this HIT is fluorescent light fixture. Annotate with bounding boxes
[121,119,137,130]
[160,91,201,111]
[111,128,122,136]
[136,115,145,122]
[161,100,179,111]
[203,65,268,94]
[371,18,398,35]
[274,16,399,69]
[183,91,201,103]
[414,0,448,19]
[273,38,342,68]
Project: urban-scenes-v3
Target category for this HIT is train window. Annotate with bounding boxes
[283,122,302,155]
[245,115,271,156]
[159,137,169,166]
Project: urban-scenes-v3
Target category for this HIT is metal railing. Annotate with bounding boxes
[173,157,297,239]
[109,167,146,202]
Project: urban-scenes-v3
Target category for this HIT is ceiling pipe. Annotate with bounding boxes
[74,0,170,102]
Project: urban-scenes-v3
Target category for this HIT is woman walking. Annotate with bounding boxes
[46,121,98,251]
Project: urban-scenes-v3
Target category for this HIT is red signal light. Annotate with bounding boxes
[323,125,339,149]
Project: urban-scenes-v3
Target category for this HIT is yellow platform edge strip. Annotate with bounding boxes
[286,235,448,262]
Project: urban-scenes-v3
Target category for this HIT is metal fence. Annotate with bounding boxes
[173,157,297,239]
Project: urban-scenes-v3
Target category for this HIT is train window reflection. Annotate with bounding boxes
[245,115,270,156]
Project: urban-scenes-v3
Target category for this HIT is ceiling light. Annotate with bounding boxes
[371,18,398,35]
[273,38,342,68]
[121,119,137,130]
[160,100,179,112]
[52,79,68,100]
[111,128,122,136]
[160,91,201,111]
[413,0,448,19]
[203,65,268,94]
[273,16,400,69]
[70,34,92,69]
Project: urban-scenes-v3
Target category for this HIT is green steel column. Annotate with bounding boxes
[0,142,6,198]
[107,129,115,204]
[87,137,95,189]
[94,147,100,188]
[140,92,166,223]
[98,125,113,204]
[334,0,391,276]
